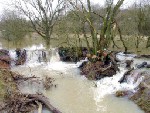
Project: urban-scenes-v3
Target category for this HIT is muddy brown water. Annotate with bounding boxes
[11,65,144,113]
[3,45,149,113]
[10,46,146,113]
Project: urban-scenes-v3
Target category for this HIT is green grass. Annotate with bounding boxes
[0,33,150,55]
[109,35,150,55]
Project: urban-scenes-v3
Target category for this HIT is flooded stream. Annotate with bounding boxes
[10,44,145,113]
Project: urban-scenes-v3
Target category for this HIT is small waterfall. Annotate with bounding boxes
[50,48,60,62]
[8,44,46,67]
[93,53,145,105]
[93,67,143,102]
[10,46,145,113]
[0,42,2,49]
[25,44,45,67]
[9,45,144,96]
[46,48,78,71]
[9,50,17,66]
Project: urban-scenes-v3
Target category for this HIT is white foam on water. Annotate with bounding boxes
[9,46,144,102]
[46,59,88,72]
[23,44,46,67]
[9,50,16,60]
[9,50,17,66]
[116,52,136,61]
[45,48,84,72]
[0,42,2,49]
[92,66,144,112]
[93,68,126,102]
[8,44,47,67]
[25,44,45,51]
[9,46,145,113]
[50,48,60,62]
[93,67,144,102]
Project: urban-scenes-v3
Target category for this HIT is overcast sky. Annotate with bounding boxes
[0,0,136,15]
[93,0,135,6]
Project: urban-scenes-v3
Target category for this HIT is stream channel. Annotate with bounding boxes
[9,44,149,113]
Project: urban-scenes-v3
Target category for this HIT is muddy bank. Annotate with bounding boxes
[130,72,150,113]
[116,70,150,113]
[79,51,119,80]
[80,61,119,80]
[0,69,61,113]
[0,49,11,69]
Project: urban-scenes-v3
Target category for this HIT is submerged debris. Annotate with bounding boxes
[119,68,134,83]
[79,51,119,80]
[137,62,150,69]
[115,90,134,97]
[80,61,119,80]
[1,93,62,113]
[43,76,56,90]
[0,69,61,113]
[125,60,133,69]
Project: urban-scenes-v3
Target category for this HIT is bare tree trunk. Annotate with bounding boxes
[115,21,128,53]
[82,22,90,52]
[87,0,98,54]
[146,36,150,48]
[99,0,125,51]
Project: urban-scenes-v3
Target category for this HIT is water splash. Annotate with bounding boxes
[50,48,60,62]
[0,42,2,49]
[9,45,145,113]
[25,44,45,51]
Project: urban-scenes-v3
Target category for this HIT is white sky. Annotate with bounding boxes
[92,0,135,6]
[0,0,136,15]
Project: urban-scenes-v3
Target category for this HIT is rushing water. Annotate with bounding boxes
[10,44,145,113]
[0,42,2,49]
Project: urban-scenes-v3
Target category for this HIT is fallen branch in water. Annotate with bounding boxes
[13,76,38,81]
[0,69,60,113]
[0,93,62,113]
[27,94,62,113]
[9,71,39,81]
[119,68,134,83]
[36,101,42,113]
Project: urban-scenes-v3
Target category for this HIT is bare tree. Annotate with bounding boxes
[133,1,150,50]
[15,0,65,48]
[68,0,124,54]
[99,0,124,50]
[0,10,29,49]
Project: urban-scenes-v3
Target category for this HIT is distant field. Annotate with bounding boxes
[0,33,150,55]
[109,35,150,55]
